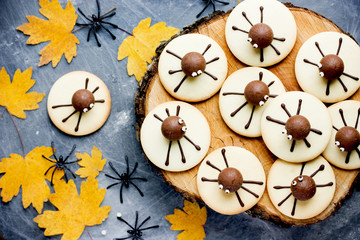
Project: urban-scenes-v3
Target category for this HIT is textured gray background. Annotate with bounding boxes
[0,0,360,239]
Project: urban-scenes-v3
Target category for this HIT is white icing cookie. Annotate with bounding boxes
[225,0,297,67]
[219,67,286,137]
[158,33,228,102]
[267,156,336,219]
[197,146,265,215]
[295,32,360,103]
[260,91,332,163]
[140,101,210,172]
[323,100,360,169]
[47,71,111,136]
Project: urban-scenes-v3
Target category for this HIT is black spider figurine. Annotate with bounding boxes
[42,141,81,185]
[105,157,147,204]
[115,211,159,240]
[197,0,229,18]
[75,0,131,47]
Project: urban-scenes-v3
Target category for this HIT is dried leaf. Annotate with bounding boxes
[0,146,63,213]
[0,67,45,119]
[17,0,79,67]
[118,18,179,81]
[165,200,207,240]
[75,146,106,179]
[34,178,111,240]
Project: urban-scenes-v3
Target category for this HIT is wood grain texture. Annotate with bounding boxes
[135,5,360,225]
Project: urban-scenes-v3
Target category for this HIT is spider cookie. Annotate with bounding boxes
[295,32,360,103]
[323,100,360,170]
[225,0,297,67]
[47,71,111,136]
[219,67,286,137]
[267,156,335,219]
[158,33,228,102]
[260,91,332,163]
[197,147,265,215]
[140,101,210,172]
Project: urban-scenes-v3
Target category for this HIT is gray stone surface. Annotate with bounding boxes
[0,0,359,239]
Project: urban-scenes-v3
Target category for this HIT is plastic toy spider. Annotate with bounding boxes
[115,211,159,240]
[105,157,147,204]
[196,0,229,18]
[232,6,286,62]
[201,148,264,207]
[273,162,333,216]
[303,37,359,95]
[51,77,105,132]
[333,107,360,163]
[42,141,81,185]
[166,44,220,92]
[153,105,201,166]
[265,99,322,152]
[222,71,278,129]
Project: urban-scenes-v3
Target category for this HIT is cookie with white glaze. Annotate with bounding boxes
[158,33,228,102]
[323,100,360,169]
[140,101,210,172]
[47,71,111,136]
[295,32,360,103]
[225,0,297,67]
[260,91,332,163]
[267,156,335,219]
[197,146,265,215]
[219,67,286,137]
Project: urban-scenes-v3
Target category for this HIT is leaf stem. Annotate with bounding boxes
[7,108,25,158]
[85,226,94,240]
[72,25,86,33]
[116,26,133,36]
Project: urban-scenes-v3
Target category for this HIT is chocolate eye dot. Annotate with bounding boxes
[291,175,316,201]
[181,52,206,77]
[161,116,186,141]
[248,23,274,49]
[72,89,95,112]
[218,167,243,193]
[335,126,360,152]
[285,115,311,140]
[319,54,344,80]
[244,80,270,106]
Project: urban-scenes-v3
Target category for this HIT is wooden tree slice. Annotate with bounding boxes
[135,4,360,225]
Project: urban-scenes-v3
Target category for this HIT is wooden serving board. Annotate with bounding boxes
[135,4,360,225]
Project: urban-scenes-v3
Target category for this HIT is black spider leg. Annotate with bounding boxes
[202,44,219,80]
[92,86,106,103]
[196,0,229,18]
[166,50,189,93]
[280,103,299,152]
[336,37,359,85]
[201,160,222,182]
[76,8,102,47]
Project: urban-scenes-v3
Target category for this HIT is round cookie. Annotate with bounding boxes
[225,0,297,67]
[158,33,228,102]
[295,32,360,103]
[47,71,111,136]
[323,100,360,169]
[140,101,210,172]
[260,91,332,163]
[219,67,286,137]
[197,146,265,215]
[267,156,335,219]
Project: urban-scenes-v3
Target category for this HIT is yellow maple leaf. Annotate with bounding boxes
[165,200,207,240]
[0,67,45,119]
[118,18,179,81]
[0,146,63,213]
[34,178,111,240]
[17,0,79,67]
[75,146,106,179]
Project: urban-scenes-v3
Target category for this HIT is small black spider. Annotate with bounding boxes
[115,211,159,240]
[42,141,81,185]
[197,0,229,18]
[105,157,147,204]
[75,0,131,47]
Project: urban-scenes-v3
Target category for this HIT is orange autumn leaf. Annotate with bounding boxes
[0,67,45,119]
[0,146,62,213]
[75,146,106,179]
[118,18,179,81]
[34,178,111,240]
[165,200,207,240]
[17,0,79,67]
